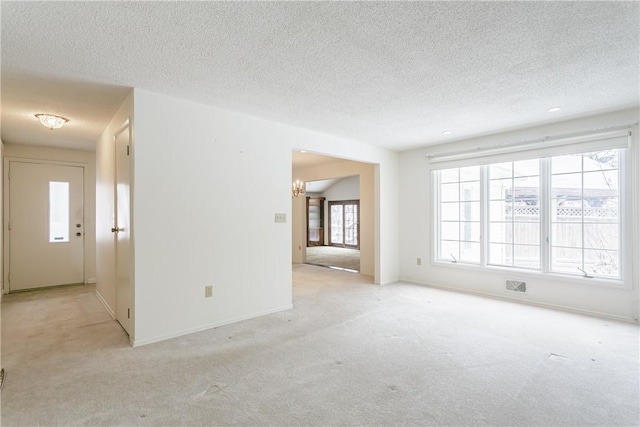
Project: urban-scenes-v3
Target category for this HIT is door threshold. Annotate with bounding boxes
[8,282,86,294]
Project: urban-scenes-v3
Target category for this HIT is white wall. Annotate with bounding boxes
[132,88,399,345]
[323,175,359,201]
[399,109,640,322]
[3,143,97,285]
[293,162,374,276]
[95,92,134,323]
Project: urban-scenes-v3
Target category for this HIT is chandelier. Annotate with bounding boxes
[292,180,305,198]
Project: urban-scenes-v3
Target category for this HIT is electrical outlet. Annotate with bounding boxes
[205,285,213,298]
[417,257,422,266]
[275,213,286,223]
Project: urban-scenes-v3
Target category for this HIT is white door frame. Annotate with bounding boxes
[113,121,134,336]
[3,157,88,294]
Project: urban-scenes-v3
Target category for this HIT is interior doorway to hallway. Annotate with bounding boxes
[4,160,85,291]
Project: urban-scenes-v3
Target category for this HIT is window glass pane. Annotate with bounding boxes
[440,183,459,202]
[514,223,539,245]
[489,243,512,266]
[460,181,480,201]
[514,176,539,194]
[513,159,539,177]
[583,170,618,194]
[584,223,618,250]
[49,181,70,243]
[583,197,618,223]
[440,222,459,241]
[459,166,480,182]
[440,169,459,183]
[513,244,540,269]
[460,201,480,221]
[552,153,582,174]
[490,178,512,200]
[489,222,512,243]
[489,162,512,179]
[490,200,509,221]
[583,150,618,171]
[551,172,582,192]
[440,202,459,221]
[459,242,480,263]
[551,223,583,248]
[585,249,619,277]
[551,247,582,273]
[460,221,480,242]
[552,199,583,223]
[440,240,459,261]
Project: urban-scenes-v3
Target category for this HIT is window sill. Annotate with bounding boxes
[431,259,630,290]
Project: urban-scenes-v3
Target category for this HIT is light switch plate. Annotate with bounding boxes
[275,213,286,223]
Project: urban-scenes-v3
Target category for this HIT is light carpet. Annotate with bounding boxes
[1,265,638,426]
[305,246,360,271]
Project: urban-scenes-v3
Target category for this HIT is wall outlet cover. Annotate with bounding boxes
[205,285,213,298]
[275,213,286,223]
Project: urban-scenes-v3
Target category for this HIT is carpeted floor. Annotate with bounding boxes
[1,265,638,426]
[305,245,360,271]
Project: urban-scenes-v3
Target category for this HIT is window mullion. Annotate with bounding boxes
[540,158,550,273]
[480,165,487,266]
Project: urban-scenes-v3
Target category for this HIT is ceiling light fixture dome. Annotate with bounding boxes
[442,130,453,135]
[547,106,562,113]
[35,114,69,130]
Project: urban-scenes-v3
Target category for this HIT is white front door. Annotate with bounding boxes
[115,126,131,334]
[8,161,84,291]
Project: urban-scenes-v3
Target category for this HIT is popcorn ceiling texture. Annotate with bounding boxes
[1,1,638,150]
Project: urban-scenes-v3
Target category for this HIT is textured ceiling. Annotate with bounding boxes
[2,1,638,151]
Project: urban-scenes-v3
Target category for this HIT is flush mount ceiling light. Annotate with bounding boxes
[35,114,69,130]
[547,106,562,113]
[442,130,453,135]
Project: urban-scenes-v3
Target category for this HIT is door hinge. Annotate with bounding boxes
[128,308,130,319]
[7,222,11,231]
[127,145,130,156]
[7,273,10,283]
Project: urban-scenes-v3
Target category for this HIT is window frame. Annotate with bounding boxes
[431,143,632,289]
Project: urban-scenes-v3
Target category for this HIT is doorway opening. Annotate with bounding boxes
[303,176,360,273]
[4,160,85,292]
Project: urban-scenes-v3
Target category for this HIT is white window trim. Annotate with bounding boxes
[431,130,634,290]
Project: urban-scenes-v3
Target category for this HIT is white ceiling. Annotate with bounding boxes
[2,2,638,152]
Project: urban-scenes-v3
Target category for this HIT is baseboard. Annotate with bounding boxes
[85,278,97,284]
[401,278,638,324]
[95,289,116,319]
[132,303,294,347]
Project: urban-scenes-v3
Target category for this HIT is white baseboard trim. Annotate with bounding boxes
[95,289,116,319]
[85,278,97,284]
[132,303,294,347]
[401,278,638,324]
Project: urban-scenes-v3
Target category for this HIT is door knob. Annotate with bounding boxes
[76,224,82,228]
[111,227,125,233]
[76,232,82,237]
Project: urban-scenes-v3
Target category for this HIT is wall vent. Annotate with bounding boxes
[506,279,527,293]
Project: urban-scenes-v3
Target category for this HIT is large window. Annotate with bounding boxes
[434,147,626,281]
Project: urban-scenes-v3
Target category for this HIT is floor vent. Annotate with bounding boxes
[506,279,527,293]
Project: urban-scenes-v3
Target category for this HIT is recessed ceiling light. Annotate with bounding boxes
[442,130,453,135]
[547,106,562,113]
[300,150,306,153]
[35,113,69,130]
